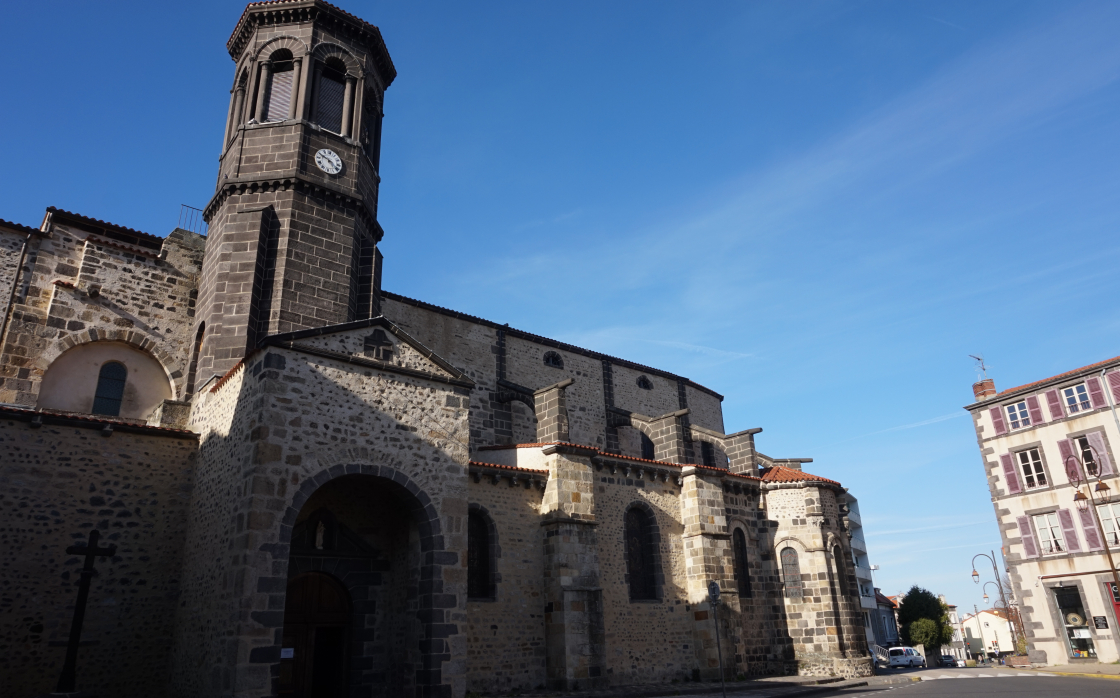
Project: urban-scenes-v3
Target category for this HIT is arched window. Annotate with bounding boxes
[780,547,803,599]
[640,432,655,460]
[264,49,295,122]
[543,351,563,369]
[733,528,752,598]
[624,506,659,600]
[315,58,348,134]
[467,509,496,599]
[636,375,653,390]
[91,361,128,416]
[832,546,848,596]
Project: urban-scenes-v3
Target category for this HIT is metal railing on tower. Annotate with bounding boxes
[177,204,208,235]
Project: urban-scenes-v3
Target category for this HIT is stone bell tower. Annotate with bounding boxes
[191,0,395,384]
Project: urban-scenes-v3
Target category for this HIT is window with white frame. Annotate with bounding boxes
[1006,401,1031,429]
[1075,435,1100,477]
[1098,503,1120,547]
[1032,512,1065,554]
[1016,448,1047,488]
[1063,384,1092,414]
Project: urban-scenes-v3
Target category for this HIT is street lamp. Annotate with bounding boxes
[1065,446,1120,602]
[971,550,1017,653]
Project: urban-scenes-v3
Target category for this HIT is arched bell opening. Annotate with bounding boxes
[280,473,434,698]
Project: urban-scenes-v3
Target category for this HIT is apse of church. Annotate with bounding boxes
[0,3,871,697]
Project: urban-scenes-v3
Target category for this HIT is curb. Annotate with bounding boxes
[1023,670,1120,680]
[475,678,875,698]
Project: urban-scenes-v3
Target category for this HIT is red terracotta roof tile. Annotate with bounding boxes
[760,465,841,487]
[477,442,761,480]
[994,354,1120,398]
[468,461,547,474]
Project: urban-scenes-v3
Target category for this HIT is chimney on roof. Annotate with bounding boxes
[972,378,996,401]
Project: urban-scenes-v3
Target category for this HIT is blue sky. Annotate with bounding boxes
[4,1,1120,616]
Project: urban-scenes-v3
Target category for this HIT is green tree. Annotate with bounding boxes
[897,586,955,653]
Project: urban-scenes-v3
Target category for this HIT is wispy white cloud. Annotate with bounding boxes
[867,519,991,537]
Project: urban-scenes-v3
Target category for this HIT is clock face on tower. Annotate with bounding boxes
[314,149,343,175]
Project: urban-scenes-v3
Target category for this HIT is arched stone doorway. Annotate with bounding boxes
[279,472,441,697]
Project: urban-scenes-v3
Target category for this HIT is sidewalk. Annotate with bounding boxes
[471,673,917,698]
[1008,662,1120,679]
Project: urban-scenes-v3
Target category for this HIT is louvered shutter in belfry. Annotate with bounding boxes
[999,454,1021,494]
[316,75,345,133]
[1057,508,1082,552]
[265,69,294,122]
[1086,431,1115,476]
[1108,371,1120,403]
[990,407,1007,435]
[1058,439,1083,482]
[1017,516,1039,558]
[1087,377,1107,409]
[1026,395,1044,425]
[1078,507,1105,551]
[1045,389,1065,421]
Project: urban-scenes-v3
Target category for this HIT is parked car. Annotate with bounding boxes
[888,647,926,668]
[956,658,967,667]
[938,655,957,667]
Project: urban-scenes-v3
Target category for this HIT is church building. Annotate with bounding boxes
[0,2,871,696]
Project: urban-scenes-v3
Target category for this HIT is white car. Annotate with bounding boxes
[888,647,926,668]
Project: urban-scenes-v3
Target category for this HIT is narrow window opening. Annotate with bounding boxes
[467,510,495,599]
[733,528,752,598]
[625,507,658,600]
[833,546,848,596]
[91,361,128,416]
[640,432,655,460]
[637,375,653,390]
[701,441,716,467]
[781,547,803,599]
[264,49,294,122]
[315,59,347,133]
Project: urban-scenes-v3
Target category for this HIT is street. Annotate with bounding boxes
[825,672,1107,698]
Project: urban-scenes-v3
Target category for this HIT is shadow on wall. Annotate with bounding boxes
[166,346,469,698]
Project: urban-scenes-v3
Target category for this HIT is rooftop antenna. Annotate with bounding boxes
[969,354,989,381]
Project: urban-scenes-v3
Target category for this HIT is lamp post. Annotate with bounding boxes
[971,550,1017,652]
[1065,446,1120,596]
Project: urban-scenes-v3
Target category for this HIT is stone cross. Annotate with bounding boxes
[54,529,116,694]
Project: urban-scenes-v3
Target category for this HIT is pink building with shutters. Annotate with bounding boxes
[966,358,1120,666]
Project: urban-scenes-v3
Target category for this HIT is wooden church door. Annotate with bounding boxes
[279,572,350,698]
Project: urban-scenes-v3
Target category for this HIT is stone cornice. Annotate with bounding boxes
[227,1,397,87]
[203,174,381,241]
[268,340,476,389]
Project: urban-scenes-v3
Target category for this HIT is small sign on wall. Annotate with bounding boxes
[280,648,295,659]
[1093,616,1109,630]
